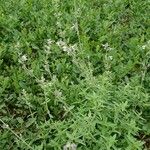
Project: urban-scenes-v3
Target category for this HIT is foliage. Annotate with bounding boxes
[0,0,150,149]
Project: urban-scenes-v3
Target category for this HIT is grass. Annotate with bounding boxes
[0,0,150,149]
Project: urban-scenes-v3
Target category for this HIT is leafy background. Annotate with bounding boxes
[0,0,150,149]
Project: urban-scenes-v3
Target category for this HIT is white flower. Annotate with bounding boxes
[108,56,113,60]
[2,124,9,129]
[142,45,146,50]
[56,40,66,47]
[21,55,28,62]
[19,54,28,63]
[56,40,77,55]
[47,39,53,45]
[102,43,113,51]
[102,43,109,50]
[36,76,45,84]
[44,45,51,51]
[70,44,77,51]
[63,142,77,150]
[62,45,69,52]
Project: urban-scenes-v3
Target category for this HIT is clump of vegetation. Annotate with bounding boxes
[0,0,150,149]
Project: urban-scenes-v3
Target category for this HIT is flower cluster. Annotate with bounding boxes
[56,40,77,55]
[102,43,113,51]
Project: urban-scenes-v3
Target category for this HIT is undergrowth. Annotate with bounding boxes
[0,0,150,149]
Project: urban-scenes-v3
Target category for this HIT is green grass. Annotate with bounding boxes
[0,0,150,149]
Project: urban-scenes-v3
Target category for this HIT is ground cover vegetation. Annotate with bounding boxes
[0,0,150,149]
